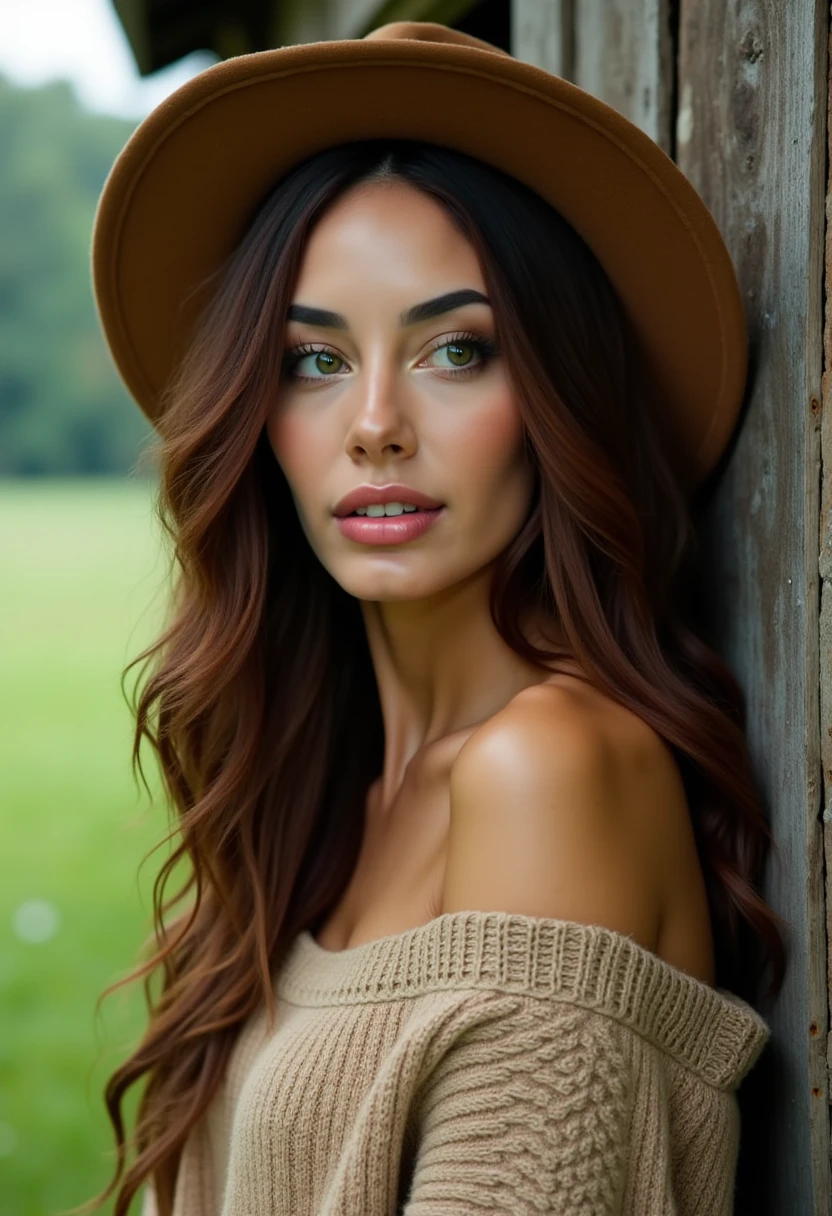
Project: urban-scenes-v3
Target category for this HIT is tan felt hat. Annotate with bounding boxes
[92,20,749,493]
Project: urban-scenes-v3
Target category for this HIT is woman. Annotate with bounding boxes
[86,21,786,1216]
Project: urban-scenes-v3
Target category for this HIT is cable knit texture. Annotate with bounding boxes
[140,910,770,1215]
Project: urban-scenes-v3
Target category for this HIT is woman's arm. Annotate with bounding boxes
[399,988,742,1215]
[400,992,634,1215]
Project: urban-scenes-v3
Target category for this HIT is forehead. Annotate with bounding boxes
[293,180,485,294]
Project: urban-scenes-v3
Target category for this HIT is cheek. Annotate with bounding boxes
[266,409,321,494]
[265,410,327,552]
[454,386,530,499]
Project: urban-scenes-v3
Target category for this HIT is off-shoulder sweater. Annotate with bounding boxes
[142,909,770,1216]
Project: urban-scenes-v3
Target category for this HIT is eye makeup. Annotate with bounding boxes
[280,330,500,384]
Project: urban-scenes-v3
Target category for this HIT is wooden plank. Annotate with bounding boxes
[272,0,481,45]
[572,0,673,153]
[676,0,830,1210]
[359,0,481,36]
[271,0,368,44]
[512,2,672,147]
[112,0,152,74]
[821,16,832,1184]
[511,0,573,79]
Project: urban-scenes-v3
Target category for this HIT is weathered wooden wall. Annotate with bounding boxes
[676,5,829,1210]
[513,0,830,1211]
[824,38,832,1207]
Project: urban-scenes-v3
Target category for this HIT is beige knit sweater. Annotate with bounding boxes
[142,909,770,1216]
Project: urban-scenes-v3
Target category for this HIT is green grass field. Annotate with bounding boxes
[1,480,177,1216]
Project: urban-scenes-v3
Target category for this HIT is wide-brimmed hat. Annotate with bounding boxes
[92,20,749,493]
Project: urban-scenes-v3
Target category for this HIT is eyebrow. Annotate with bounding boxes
[286,289,490,330]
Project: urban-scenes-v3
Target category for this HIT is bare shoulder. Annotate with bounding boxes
[443,678,715,983]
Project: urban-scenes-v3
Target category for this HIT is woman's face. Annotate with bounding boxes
[265,179,536,603]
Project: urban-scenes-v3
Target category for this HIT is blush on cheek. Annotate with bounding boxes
[265,413,317,487]
[264,410,292,462]
[452,395,533,534]
[462,392,526,470]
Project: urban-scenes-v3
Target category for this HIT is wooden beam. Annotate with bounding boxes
[273,0,481,46]
[112,0,153,74]
[676,0,830,1210]
[113,0,275,73]
[361,0,481,37]
[512,2,675,151]
[821,7,832,1189]
[572,0,673,154]
[511,0,573,79]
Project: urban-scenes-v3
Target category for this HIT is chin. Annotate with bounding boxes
[334,567,446,604]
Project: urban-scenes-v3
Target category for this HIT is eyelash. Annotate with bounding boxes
[280,330,500,384]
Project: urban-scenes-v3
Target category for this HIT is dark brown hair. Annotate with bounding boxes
[82,139,788,1216]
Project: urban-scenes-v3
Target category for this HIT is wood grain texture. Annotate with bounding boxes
[573,0,673,152]
[511,0,573,78]
[676,0,830,1210]
[821,15,832,1192]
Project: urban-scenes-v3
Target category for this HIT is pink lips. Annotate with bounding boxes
[333,484,444,516]
[335,507,445,545]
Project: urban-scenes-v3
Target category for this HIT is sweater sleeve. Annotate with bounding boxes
[400,993,634,1215]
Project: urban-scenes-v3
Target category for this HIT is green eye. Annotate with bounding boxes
[429,335,497,373]
[445,343,474,366]
[312,351,343,375]
[282,345,347,381]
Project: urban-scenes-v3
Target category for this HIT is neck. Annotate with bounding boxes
[359,565,574,804]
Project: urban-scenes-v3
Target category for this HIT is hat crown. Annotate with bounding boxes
[363,21,510,58]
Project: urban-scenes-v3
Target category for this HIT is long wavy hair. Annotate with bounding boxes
[84,139,787,1216]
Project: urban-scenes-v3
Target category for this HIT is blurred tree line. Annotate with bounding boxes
[0,74,154,476]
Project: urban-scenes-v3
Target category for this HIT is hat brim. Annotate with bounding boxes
[92,37,748,491]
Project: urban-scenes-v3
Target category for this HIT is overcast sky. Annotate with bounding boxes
[0,0,215,118]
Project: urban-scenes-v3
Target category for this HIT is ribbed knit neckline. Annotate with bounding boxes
[275,909,769,1090]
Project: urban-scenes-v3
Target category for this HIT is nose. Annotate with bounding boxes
[343,354,417,461]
